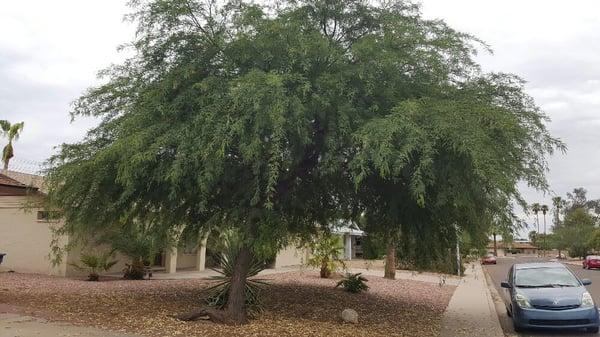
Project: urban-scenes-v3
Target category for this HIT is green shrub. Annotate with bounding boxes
[336,273,369,293]
[103,224,162,280]
[69,252,117,281]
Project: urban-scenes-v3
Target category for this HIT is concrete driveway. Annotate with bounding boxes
[0,313,141,337]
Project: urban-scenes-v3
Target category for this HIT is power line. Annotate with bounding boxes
[5,158,46,175]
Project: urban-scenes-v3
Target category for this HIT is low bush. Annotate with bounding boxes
[69,252,117,281]
[336,273,369,293]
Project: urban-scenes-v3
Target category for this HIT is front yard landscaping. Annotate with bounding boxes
[0,271,455,337]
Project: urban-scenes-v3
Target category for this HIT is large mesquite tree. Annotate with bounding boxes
[46,0,562,324]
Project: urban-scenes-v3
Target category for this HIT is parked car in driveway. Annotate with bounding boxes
[583,255,600,269]
[501,262,600,333]
[482,254,497,265]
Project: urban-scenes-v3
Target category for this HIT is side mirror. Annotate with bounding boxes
[501,281,512,289]
[582,279,592,286]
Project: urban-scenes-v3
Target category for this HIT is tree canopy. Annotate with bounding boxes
[45,0,562,323]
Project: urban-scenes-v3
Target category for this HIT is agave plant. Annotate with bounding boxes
[336,273,369,293]
[204,245,268,316]
[69,252,118,281]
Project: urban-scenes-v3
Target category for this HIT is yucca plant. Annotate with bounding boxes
[336,273,369,293]
[69,252,118,281]
[204,246,268,317]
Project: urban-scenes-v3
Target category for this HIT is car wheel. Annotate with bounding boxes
[506,306,512,317]
[513,320,524,333]
[586,327,599,333]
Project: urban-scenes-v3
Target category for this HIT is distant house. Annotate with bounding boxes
[487,241,538,256]
[331,222,365,260]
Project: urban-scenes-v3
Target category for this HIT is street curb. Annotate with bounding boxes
[481,265,507,337]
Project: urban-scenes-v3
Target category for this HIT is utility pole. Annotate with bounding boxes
[455,223,461,277]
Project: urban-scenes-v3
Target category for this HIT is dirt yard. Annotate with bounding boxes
[0,271,455,337]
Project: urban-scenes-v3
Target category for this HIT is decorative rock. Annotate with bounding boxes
[341,308,358,324]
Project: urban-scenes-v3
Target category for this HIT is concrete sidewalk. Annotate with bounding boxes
[441,263,504,337]
[0,313,141,337]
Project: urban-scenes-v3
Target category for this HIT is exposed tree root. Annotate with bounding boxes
[173,307,237,325]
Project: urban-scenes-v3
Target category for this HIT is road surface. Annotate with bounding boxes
[484,256,600,336]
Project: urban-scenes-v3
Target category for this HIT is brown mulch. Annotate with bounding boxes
[0,271,455,337]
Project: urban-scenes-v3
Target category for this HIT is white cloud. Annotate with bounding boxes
[0,0,132,168]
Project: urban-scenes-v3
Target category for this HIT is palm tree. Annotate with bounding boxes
[552,196,564,228]
[531,203,541,232]
[541,204,549,256]
[531,203,541,255]
[0,120,25,172]
[552,196,564,258]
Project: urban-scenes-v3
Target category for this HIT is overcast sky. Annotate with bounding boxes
[1,1,599,232]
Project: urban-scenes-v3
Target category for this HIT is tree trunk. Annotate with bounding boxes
[320,257,331,278]
[384,241,396,280]
[226,245,252,325]
[493,233,498,257]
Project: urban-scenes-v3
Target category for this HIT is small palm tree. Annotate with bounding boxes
[69,252,118,281]
[307,234,345,278]
[0,120,25,172]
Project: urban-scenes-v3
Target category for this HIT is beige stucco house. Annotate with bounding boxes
[0,172,68,275]
[0,171,309,277]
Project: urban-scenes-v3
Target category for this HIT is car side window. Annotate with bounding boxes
[508,267,513,285]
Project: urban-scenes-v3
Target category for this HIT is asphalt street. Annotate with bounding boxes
[484,256,600,337]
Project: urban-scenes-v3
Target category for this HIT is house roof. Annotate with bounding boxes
[487,241,537,249]
[3,170,45,190]
[0,173,26,188]
[0,172,40,196]
[331,220,365,236]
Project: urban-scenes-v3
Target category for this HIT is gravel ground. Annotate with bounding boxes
[0,271,455,337]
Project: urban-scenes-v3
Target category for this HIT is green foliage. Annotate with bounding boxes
[361,234,386,260]
[307,234,345,278]
[101,223,166,279]
[460,231,488,258]
[555,207,597,258]
[336,273,369,293]
[534,233,553,251]
[205,240,267,315]
[587,230,600,253]
[69,252,118,281]
[0,120,24,171]
[43,0,563,318]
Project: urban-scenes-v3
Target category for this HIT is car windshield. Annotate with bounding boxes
[515,267,580,288]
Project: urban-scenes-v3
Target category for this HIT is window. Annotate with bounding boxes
[515,267,580,288]
[37,210,61,222]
